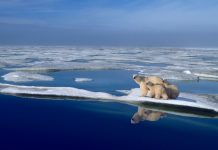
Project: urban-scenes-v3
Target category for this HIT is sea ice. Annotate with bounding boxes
[194,73,218,80]
[183,70,192,74]
[0,46,218,81]
[0,83,217,113]
[2,72,54,82]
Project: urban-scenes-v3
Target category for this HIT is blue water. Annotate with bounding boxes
[0,70,218,150]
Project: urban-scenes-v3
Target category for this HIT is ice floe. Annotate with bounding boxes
[75,78,93,82]
[0,83,217,117]
[194,73,218,80]
[183,70,192,74]
[2,72,54,82]
[0,46,218,81]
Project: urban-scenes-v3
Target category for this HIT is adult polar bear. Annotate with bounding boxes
[133,75,179,99]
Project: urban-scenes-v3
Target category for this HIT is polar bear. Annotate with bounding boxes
[133,75,164,97]
[146,81,168,99]
[163,80,180,99]
[131,107,164,123]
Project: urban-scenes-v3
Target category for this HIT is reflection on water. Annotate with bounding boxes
[131,106,165,123]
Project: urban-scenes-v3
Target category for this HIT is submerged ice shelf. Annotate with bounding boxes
[74,78,93,82]
[0,46,218,81]
[0,83,217,118]
[2,72,54,82]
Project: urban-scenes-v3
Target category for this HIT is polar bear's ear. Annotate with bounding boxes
[133,74,137,79]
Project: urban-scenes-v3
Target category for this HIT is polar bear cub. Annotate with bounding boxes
[146,81,168,100]
[163,80,180,99]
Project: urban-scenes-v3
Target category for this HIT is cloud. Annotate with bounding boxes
[0,0,218,46]
[1,0,218,30]
[48,0,218,33]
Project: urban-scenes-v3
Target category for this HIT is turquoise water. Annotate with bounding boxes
[0,69,218,150]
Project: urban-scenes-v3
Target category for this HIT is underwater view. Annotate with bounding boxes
[0,46,218,150]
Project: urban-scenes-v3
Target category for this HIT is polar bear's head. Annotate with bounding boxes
[133,74,148,85]
[131,108,164,123]
[131,112,144,124]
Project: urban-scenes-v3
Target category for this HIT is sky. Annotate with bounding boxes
[0,0,218,47]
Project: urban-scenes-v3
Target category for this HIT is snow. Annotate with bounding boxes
[0,83,217,113]
[2,72,54,82]
[0,46,218,81]
[75,78,93,82]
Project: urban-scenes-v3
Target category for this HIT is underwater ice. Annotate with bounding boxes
[0,83,217,112]
[0,46,218,81]
[75,78,93,82]
[2,72,54,82]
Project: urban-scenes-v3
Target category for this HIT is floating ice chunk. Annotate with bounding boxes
[194,73,218,80]
[2,72,54,82]
[75,78,93,82]
[183,70,192,74]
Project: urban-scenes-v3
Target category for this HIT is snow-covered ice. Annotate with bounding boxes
[0,83,217,114]
[2,72,54,82]
[194,73,218,80]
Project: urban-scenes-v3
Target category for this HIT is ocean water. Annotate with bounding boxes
[0,47,218,150]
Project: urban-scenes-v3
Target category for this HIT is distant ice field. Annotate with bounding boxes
[0,46,218,81]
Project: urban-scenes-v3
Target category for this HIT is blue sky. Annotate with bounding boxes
[0,0,218,46]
